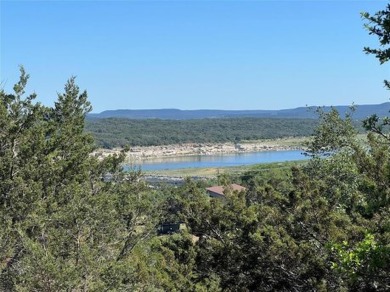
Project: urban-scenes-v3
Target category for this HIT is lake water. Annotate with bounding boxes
[126,150,308,171]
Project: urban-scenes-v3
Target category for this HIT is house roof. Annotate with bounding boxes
[206,184,246,196]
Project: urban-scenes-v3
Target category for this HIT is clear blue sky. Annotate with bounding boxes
[1,0,389,113]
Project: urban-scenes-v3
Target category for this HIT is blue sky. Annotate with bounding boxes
[1,0,389,113]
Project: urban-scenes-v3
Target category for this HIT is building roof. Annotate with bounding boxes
[206,184,246,196]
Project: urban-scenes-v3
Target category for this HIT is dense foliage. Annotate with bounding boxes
[86,117,319,148]
[154,111,390,291]
[2,69,389,291]
[0,70,169,290]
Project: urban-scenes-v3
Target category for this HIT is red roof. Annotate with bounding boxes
[206,184,246,196]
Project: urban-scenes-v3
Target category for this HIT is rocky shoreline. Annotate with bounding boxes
[94,140,304,161]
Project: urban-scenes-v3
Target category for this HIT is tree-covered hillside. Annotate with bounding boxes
[86,116,365,148]
[85,117,319,148]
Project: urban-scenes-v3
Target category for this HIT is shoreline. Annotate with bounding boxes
[93,138,306,161]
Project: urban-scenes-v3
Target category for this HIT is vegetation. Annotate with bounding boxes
[85,108,366,149]
[1,3,390,291]
[86,117,365,149]
[86,117,319,148]
[0,70,166,290]
[145,160,307,179]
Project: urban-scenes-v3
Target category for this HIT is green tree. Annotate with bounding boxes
[361,4,390,137]
[362,4,390,89]
[0,68,166,291]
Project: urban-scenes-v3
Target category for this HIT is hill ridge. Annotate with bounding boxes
[88,102,390,120]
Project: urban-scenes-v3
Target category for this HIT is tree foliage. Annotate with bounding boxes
[0,68,174,291]
[361,4,390,138]
[362,4,390,87]
[86,117,319,148]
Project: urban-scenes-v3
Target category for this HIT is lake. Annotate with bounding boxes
[126,150,308,171]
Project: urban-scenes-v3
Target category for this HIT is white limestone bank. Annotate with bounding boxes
[93,139,305,161]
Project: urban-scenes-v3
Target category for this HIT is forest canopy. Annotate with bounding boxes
[85,117,320,148]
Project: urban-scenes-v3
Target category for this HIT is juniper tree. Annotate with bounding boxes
[0,68,164,291]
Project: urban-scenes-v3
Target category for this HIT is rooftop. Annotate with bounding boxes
[206,184,246,197]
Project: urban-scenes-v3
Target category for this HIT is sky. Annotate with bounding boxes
[1,0,389,113]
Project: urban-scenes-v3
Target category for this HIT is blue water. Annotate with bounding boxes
[126,150,308,171]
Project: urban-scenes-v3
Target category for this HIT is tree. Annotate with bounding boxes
[362,4,390,89]
[0,68,165,290]
[361,4,390,138]
[288,7,390,287]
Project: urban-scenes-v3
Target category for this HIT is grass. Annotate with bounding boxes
[240,136,309,148]
[143,160,308,178]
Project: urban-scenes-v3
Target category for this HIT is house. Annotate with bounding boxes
[206,183,246,198]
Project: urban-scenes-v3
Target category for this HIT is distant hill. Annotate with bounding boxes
[88,102,390,120]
